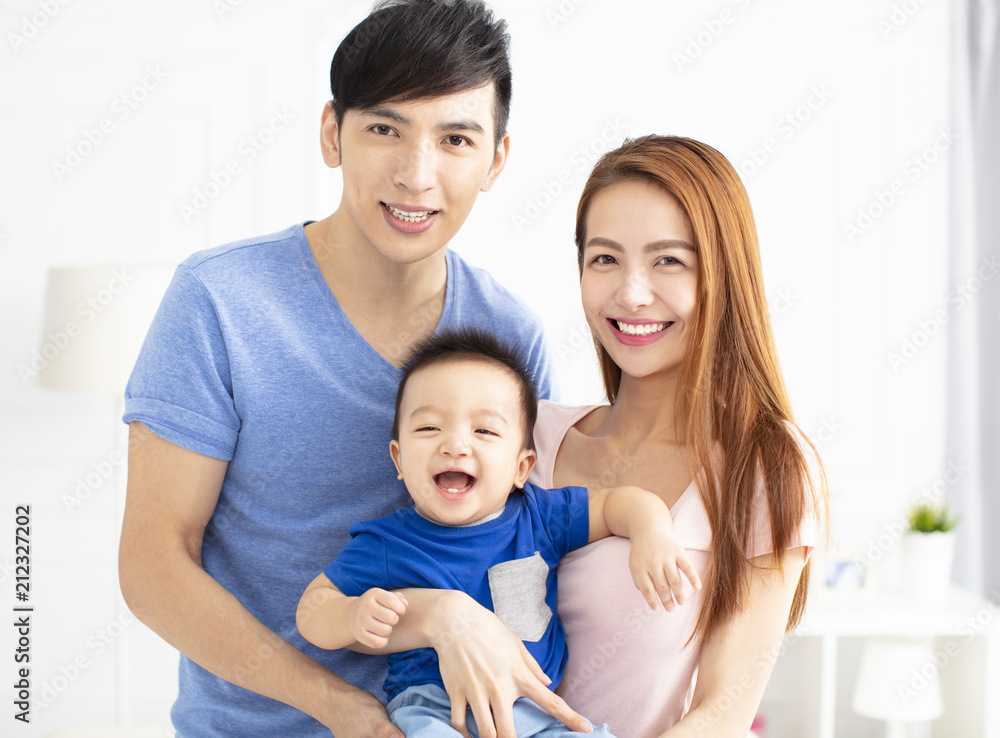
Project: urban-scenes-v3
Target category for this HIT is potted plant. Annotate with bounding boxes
[902,501,959,603]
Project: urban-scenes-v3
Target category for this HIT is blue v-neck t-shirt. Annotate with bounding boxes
[123,223,556,737]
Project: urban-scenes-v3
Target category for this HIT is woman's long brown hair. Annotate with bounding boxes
[575,135,829,644]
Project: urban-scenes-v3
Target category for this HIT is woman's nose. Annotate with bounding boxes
[616,269,654,311]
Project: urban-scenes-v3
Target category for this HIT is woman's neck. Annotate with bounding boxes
[600,371,686,448]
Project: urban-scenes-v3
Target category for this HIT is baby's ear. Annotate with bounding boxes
[514,448,537,487]
[389,440,404,479]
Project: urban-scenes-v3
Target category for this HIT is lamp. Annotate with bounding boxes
[37,265,173,395]
[37,264,174,725]
[851,637,944,738]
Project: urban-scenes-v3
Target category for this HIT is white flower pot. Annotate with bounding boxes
[902,531,955,603]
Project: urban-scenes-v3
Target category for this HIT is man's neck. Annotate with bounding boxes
[305,213,448,366]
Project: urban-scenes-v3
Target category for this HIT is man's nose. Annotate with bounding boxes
[394,139,438,193]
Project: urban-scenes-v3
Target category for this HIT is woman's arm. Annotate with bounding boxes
[658,546,807,738]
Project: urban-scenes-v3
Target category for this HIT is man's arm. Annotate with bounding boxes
[118,421,403,738]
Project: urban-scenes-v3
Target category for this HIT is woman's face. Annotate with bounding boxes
[580,179,699,382]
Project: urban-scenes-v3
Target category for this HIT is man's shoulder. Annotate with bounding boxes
[446,250,544,330]
[448,251,538,321]
[180,223,306,277]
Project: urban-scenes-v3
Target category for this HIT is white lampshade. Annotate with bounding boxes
[36,265,174,395]
[852,637,944,733]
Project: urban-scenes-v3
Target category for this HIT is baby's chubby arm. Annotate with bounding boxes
[296,573,408,651]
[588,486,702,611]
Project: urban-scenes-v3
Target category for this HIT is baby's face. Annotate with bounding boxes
[390,359,536,526]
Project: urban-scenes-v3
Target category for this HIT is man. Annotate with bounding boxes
[119,2,581,736]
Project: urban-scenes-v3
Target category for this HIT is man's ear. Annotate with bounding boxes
[480,133,510,192]
[513,447,537,488]
[319,101,342,169]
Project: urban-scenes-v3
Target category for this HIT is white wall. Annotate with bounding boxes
[0,0,952,733]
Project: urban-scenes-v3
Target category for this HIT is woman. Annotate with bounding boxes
[527,134,828,736]
[397,135,828,738]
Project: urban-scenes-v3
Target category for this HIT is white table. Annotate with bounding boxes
[762,585,999,738]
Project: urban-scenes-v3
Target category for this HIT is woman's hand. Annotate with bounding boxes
[426,590,592,738]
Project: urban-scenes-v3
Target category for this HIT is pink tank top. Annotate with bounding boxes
[529,401,818,737]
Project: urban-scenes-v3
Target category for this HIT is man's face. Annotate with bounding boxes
[323,84,509,265]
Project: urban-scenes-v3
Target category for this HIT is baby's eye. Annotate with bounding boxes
[415,426,438,432]
[474,428,498,436]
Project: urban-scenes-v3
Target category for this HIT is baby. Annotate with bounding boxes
[297,328,700,736]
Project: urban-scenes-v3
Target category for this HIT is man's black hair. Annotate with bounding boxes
[330,0,512,148]
[392,328,538,450]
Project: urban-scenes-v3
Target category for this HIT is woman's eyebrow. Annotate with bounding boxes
[585,237,696,252]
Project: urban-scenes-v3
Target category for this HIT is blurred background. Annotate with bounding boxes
[1,0,997,736]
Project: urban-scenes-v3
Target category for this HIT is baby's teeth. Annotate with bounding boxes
[447,487,458,493]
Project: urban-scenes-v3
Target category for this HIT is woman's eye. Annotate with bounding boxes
[592,254,616,265]
[658,255,681,266]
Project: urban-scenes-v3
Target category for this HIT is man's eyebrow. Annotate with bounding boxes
[435,119,485,135]
[360,106,409,125]
[358,107,486,136]
[584,237,697,253]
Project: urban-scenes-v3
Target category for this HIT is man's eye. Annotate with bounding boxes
[446,135,469,146]
[373,125,394,135]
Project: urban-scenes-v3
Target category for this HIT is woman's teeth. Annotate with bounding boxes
[386,204,434,223]
[614,320,669,336]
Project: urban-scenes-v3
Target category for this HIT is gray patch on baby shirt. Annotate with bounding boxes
[487,552,551,642]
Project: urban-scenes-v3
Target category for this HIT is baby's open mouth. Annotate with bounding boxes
[434,471,476,494]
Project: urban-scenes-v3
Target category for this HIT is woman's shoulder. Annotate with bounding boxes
[535,401,606,447]
[746,419,828,557]
[531,401,606,488]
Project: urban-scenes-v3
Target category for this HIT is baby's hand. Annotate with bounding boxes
[349,588,408,649]
[629,531,702,612]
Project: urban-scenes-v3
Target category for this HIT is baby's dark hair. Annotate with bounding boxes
[392,328,538,450]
